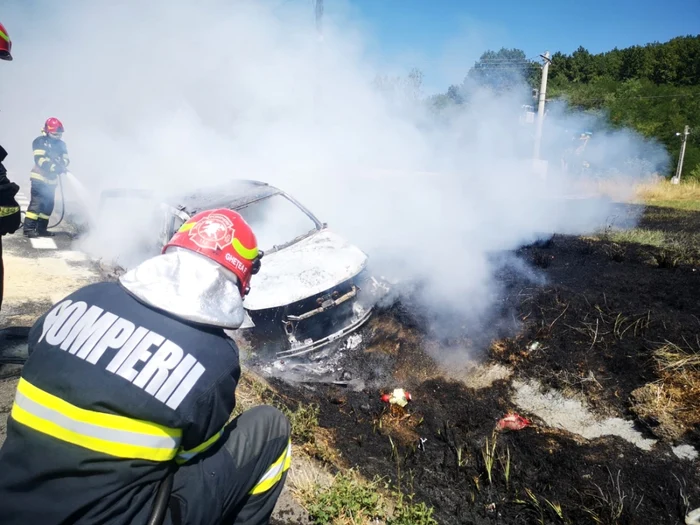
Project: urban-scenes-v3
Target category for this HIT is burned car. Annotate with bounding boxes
[147,180,388,358]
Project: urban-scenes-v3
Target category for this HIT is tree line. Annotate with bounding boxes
[423,36,700,178]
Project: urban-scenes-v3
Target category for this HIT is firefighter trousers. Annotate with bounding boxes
[23,179,57,234]
[165,405,291,525]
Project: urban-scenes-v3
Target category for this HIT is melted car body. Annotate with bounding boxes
[154,180,388,357]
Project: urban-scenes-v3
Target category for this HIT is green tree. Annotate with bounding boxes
[465,48,537,92]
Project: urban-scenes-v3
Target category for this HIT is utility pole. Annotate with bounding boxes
[315,0,323,42]
[532,51,551,161]
[312,0,324,123]
[671,125,690,185]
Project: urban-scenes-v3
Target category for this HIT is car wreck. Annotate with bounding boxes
[135,180,388,358]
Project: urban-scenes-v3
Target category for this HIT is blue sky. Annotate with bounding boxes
[324,0,700,94]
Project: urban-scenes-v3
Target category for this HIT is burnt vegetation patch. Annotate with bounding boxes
[259,203,700,524]
[272,372,698,525]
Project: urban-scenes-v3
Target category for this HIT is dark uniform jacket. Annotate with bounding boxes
[31,133,69,184]
[0,143,20,235]
[0,281,241,524]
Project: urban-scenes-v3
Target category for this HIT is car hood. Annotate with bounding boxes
[243,229,368,311]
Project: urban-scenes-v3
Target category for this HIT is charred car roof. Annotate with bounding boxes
[169,180,282,215]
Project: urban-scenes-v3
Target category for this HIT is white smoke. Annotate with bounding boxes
[0,1,669,340]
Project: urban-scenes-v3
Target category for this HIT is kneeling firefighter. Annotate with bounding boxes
[23,117,69,238]
[0,208,291,525]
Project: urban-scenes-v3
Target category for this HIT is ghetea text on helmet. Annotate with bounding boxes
[163,208,263,296]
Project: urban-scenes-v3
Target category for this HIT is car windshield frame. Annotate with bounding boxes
[232,192,324,254]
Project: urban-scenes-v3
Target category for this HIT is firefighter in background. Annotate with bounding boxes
[23,117,69,238]
[0,21,21,311]
[560,131,592,176]
[0,208,291,525]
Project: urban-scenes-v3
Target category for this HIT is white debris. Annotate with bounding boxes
[512,379,657,451]
[344,334,363,350]
[686,508,700,525]
[673,444,699,461]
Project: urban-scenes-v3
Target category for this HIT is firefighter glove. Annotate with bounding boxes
[0,181,21,235]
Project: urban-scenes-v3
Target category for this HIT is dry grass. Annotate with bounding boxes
[373,407,423,446]
[630,340,700,440]
[654,341,700,371]
[629,383,686,441]
[287,451,335,501]
[363,316,421,356]
[636,180,700,210]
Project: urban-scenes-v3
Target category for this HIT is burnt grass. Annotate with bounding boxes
[267,203,700,525]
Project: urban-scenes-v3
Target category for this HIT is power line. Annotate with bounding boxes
[474,60,534,65]
[470,67,536,71]
[472,57,541,63]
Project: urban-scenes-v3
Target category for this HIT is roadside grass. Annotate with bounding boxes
[591,217,700,267]
[600,228,666,248]
[589,226,700,267]
[303,471,438,525]
[636,180,700,211]
[234,371,322,452]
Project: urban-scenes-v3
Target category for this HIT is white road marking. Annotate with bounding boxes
[29,238,58,250]
[16,192,29,211]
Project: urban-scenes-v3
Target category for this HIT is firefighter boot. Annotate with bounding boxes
[23,221,40,238]
[37,219,55,237]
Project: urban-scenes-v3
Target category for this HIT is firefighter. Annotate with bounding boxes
[0,21,21,312]
[23,117,69,238]
[0,208,291,525]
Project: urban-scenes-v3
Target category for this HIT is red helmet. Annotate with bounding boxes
[163,208,262,296]
[0,22,12,61]
[44,117,64,136]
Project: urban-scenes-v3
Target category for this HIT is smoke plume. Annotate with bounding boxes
[0,1,669,349]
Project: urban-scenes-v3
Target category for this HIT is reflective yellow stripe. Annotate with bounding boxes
[0,206,19,217]
[178,221,196,233]
[176,428,224,464]
[30,173,57,184]
[33,149,47,156]
[24,211,39,220]
[232,238,259,261]
[249,439,292,495]
[38,213,51,220]
[0,29,8,44]
[37,158,50,166]
[11,378,182,462]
